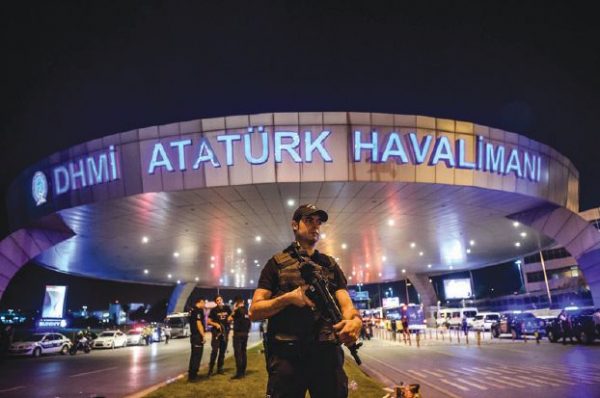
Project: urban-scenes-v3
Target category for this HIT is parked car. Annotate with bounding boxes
[472,312,500,331]
[9,332,71,357]
[572,309,599,344]
[546,307,599,344]
[491,311,545,339]
[92,330,127,349]
[126,329,145,346]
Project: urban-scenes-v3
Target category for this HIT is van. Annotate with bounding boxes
[434,307,478,328]
[472,312,500,331]
[165,312,191,338]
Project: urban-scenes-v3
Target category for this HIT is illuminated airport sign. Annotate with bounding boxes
[31,126,544,206]
[148,128,542,182]
[32,146,119,205]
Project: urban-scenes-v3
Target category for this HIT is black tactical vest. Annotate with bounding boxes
[270,249,340,342]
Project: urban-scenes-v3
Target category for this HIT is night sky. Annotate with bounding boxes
[1,3,599,304]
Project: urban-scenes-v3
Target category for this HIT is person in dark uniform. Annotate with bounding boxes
[207,295,232,376]
[188,297,206,382]
[558,309,574,344]
[249,204,362,398]
[229,297,251,379]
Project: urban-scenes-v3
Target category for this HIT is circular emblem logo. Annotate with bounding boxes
[32,171,48,206]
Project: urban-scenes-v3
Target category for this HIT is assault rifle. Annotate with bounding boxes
[292,242,363,365]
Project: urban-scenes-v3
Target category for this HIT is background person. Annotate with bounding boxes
[250,204,362,398]
[559,310,574,344]
[207,295,232,376]
[188,297,206,382]
[164,325,171,344]
[229,297,251,379]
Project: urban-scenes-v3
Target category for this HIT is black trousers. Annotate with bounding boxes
[209,332,228,371]
[188,335,204,377]
[266,342,348,398]
[233,333,249,375]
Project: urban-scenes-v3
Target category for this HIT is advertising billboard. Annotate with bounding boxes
[443,279,472,299]
[382,297,400,308]
[42,285,67,318]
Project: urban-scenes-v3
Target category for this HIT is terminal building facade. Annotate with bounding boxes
[1,112,599,313]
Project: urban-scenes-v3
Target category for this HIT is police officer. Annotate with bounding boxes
[250,204,362,398]
[229,297,251,379]
[188,297,206,382]
[207,295,232,376]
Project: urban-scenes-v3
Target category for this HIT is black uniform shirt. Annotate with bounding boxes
[232,306,251,335]
[208,305,232,333]
[189,307,206,337]
[257,245,347,340]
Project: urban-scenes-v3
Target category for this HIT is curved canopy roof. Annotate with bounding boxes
[7,112,577,287]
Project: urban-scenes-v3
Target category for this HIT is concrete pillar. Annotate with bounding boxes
[0,214,74,301]
[574,249,600,307]
[406,272,437,308]
[167,282,197,313]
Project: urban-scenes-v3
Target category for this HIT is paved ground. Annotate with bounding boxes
[359,330,600,398]
[0,332,261,398]
[1,328,599,398]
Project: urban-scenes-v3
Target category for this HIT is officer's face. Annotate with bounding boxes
[295,215,323,244]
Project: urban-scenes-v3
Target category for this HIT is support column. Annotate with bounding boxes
[167,282,197,313]
[0,214,74,301]
[575,249,600,307]
[406,272,437,308]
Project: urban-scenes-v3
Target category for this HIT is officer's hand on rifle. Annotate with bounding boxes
[333,318,362,345]
[286,285,316,309]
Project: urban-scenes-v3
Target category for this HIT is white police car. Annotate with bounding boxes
[9,332,72,357]
[92,330,127,349]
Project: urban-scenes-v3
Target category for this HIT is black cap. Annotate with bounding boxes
[292,203,329,222]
